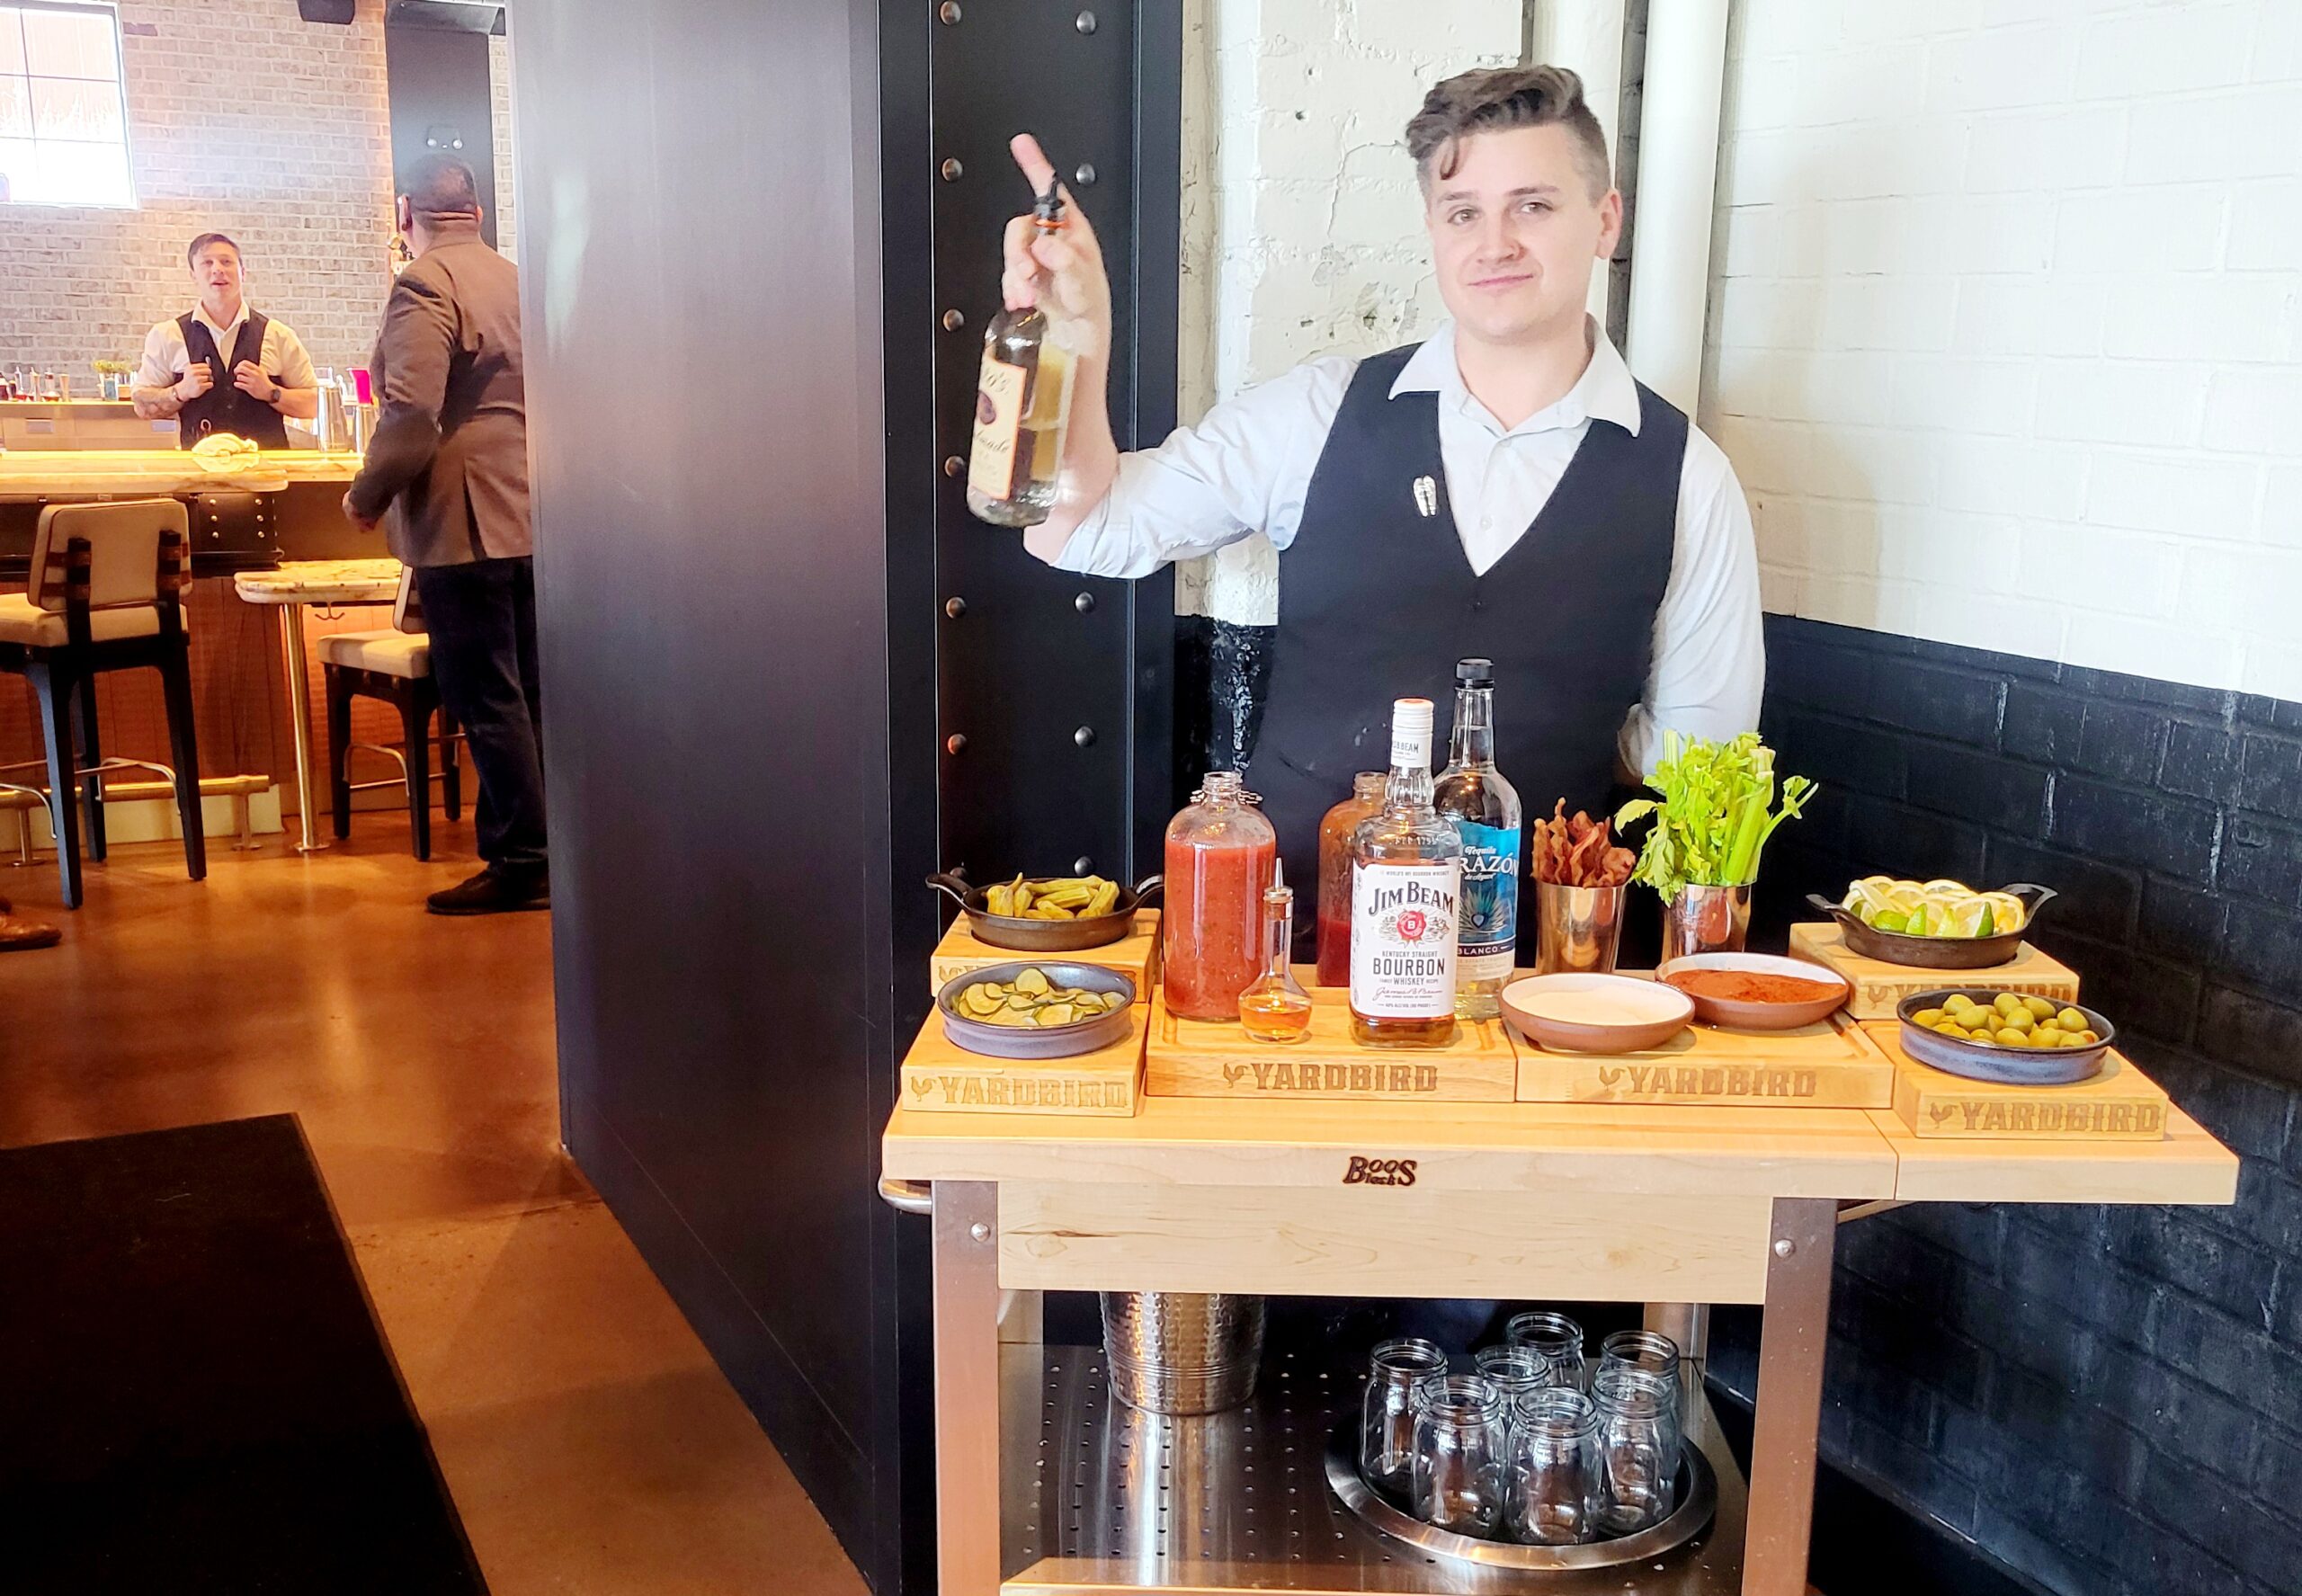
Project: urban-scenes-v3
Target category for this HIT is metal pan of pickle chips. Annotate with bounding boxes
[937,962,1138,1060]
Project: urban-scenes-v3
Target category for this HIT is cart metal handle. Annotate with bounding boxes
[878,1175,933,1216]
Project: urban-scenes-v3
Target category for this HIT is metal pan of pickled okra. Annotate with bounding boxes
[938,962,1138,1060]
[927,869,1164,952]
[1896,989,2116,1085]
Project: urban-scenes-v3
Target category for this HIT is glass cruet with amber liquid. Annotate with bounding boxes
[1239,863,1313,1043]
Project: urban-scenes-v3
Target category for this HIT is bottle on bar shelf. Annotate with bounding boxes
[1436,658,1522,1021]
[966,173,1078,528]
[1163,771,1278,1022]
[1350,698,1463,1048]
[1315,771,1387,987]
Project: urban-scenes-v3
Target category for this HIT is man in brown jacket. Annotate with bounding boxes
[346,156,546,914]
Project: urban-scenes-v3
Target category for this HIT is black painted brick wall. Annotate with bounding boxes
[1726,615,2302,1596]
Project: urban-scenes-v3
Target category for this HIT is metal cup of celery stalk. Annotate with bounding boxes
[1614,732,1816,963]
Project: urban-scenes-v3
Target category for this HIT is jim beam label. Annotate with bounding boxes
[907,1072,1129,1110]
[1596,1063,1822,1100]
[1923,1096,2165,1137]
[1219,1059,1446,1095]
[1351,863,1460,1018]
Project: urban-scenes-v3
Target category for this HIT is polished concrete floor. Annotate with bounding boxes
[0,818,869,1596]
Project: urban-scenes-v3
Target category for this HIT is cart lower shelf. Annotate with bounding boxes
[1000,1347,1750,1594]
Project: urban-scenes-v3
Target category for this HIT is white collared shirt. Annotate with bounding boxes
[136,304,316,395]
[1048,320,1764,774]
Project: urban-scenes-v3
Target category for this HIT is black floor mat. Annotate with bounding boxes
[0,1115,488,1595]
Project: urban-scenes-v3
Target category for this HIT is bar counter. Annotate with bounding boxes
[0,446,361,498]
[881,1039,2235,1596]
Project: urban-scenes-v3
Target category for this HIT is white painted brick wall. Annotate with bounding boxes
[1705,0,2302,701]
[0,1,397,379]
[1177,0,1524,625]
[488,30,517,263]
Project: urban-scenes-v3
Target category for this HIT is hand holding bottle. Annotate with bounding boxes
[1001,134,1111,361]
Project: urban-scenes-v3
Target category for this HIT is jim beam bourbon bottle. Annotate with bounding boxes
[966,174,1076,527]
[1350,698,1465,1048]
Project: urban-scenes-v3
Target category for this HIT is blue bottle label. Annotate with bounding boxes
[1457,821,1521,978]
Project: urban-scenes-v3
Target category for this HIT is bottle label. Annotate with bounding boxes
[1351,861,1460,1019]
[968,353,1027,501]
[1457,822,1521,981]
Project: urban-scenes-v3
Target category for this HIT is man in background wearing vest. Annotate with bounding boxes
[132,233,319,447]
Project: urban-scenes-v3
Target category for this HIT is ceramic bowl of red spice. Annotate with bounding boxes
[1656,953,1851,1031]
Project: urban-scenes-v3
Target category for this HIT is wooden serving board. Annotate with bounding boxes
[928,910,1160,997]
[1790,923,2079,1021]
[1514,1007,1894,1108]
[899,1005,1147,1117]
[1863,1023,2168,1140]
[1144,976,1520,1102]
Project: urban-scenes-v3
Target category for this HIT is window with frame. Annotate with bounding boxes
[0,3,133,207]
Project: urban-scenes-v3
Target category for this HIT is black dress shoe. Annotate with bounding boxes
[426,865,550,916]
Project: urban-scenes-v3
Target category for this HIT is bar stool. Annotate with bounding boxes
[0,499,205,908]
[320,571,461,860]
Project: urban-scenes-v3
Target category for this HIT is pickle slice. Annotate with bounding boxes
[1013,968,1050,996]
[1036,1002,1077,1028]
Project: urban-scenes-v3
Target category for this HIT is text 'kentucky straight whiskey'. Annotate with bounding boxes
[967,176,1076,527]
[1351,698,1465,1048]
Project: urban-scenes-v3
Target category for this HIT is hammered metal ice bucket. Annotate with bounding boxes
[1533,883,1628,975]
[1100,1291,1267,1415]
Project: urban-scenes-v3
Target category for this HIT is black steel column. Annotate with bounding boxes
[925,1,1179,887]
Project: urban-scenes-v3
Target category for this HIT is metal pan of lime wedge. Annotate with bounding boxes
[938,962,1138,1060]
[1810,882,2057,969]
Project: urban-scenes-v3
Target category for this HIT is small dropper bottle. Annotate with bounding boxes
[1238,860,1314,1043]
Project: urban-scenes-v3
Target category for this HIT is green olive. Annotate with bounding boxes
[2057,1008,2087,1031]
[1934,1021,1967,1037]
[1914,1008,1945,1028]
[2003,1007,2035,1031]
[1993,993,2023,1018]
[1994,1028,2029,1047]
[2023,995,2057,1021]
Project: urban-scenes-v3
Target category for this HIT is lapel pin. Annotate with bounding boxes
[1412,475,1438,518]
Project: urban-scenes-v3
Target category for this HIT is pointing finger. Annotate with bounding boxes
[1009,132,1057,198]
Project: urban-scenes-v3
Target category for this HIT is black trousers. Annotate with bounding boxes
[413,557,546,873]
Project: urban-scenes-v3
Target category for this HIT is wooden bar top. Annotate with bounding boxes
[0,448,361,497]
[883,1051,2238,1207]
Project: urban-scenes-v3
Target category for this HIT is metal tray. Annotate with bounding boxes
[1324,1421,1717,1573]
[1896,989,2114,1085]
[930,869,1164,952]
[1807,883,2056,968]
[937,960,1138,1060]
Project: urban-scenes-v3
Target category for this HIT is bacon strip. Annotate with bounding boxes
[1532,798,1636,887]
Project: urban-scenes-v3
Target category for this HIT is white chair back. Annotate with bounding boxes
[392,566,424,634]
[29,500,186,613]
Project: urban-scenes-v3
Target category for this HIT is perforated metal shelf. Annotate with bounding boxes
[1000,1347,1749,1595]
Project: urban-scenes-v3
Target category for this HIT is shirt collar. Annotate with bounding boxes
[1388,317,1643,438]
[194,302,251,343]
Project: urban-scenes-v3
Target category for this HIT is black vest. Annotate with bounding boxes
[175,311,289,449]
[1245,341,1684,919]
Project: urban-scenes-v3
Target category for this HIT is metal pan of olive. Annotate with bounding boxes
[1808,882,2057,969]
[927,869,1164,952]
[937,962,1138,1060]
[1896,988,2116,1086]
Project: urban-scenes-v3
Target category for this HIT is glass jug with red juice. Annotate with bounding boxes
[1164,772,1278,1021]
